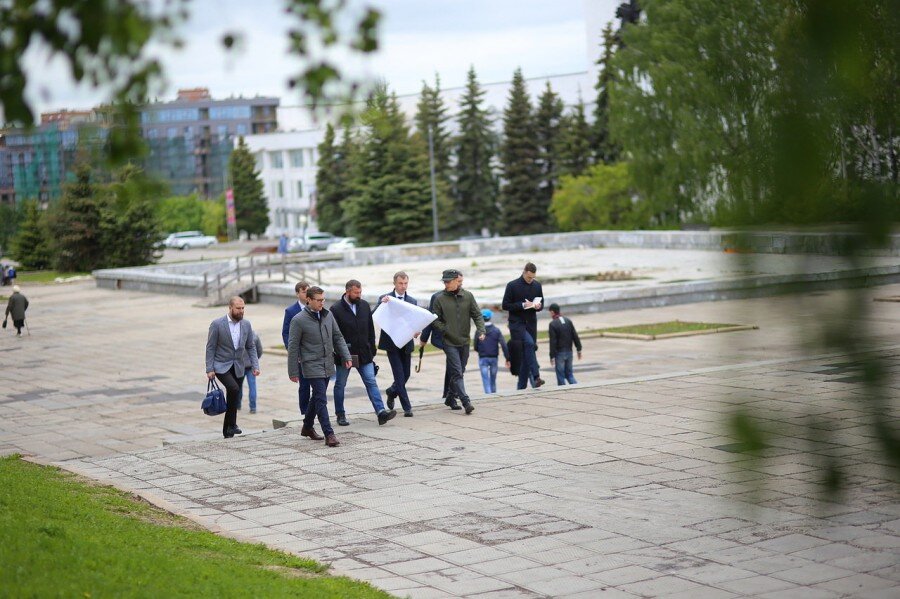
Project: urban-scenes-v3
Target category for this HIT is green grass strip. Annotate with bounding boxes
[0,455,393,598]
[12,271,89,283]
[599,321,739,336]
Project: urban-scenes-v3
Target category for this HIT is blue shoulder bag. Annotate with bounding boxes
[202,379,227,416]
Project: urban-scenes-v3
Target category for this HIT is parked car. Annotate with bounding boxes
[163,231,218,250]
[326,237,358,251]
[287,232,335,252]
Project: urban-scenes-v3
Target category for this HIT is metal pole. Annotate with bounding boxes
[266,253,271,278]
[203,273,208,296]
[281,252,287,282]
[427,126,439,242]
[217,274,222,302]
[250,256,255,285]
[235,257,241,283]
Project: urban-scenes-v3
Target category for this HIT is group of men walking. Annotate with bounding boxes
[204,263,583,446]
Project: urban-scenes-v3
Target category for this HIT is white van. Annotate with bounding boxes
[288,232,335,252]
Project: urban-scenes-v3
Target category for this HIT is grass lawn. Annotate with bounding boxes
[13,271,90,284]
[599,321,740,336]
[0,456,392,598]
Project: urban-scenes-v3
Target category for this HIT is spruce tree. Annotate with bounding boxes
[11,200,53,270]
[345,85,432,246]
[499,68,541,236]
[454,66,499,236]
[414,75,453,239]
[593,22,620,164]
[315,123,350,236]
[230,136,269,236]
[534,82,564,230]
[558,97,593,178]
[51,164,104,272]
[99,165,162,268]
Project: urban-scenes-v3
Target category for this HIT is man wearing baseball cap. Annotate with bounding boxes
[430,268,486,414]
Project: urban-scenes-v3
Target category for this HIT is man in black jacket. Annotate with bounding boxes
[502,262,545,390]
[331,280,397,426]
[548,303,582,385]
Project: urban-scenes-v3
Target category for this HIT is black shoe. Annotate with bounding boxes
[535,378,545,388]
[404,411,413,417]
[378,409,397,425]
[232,426,242,435]
[336,413,350,427]
[445,396,462,410]
[463,402,474,415]
[386,388,397,410]
[224,431,234,438]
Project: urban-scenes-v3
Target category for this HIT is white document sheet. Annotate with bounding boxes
[372,296,437,348]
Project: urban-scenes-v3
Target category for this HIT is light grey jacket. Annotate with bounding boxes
[287,307,350,379]
[205,315,259,378]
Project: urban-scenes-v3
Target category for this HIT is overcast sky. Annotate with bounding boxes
[21,0,620,117]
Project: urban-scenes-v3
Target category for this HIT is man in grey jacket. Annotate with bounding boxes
[287,286,352,447]
[206,297,260,438]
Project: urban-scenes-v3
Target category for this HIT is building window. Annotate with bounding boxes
[217,125,228,139]
[235,123,247,135]
[269,151,283,169]
[290,150,304,168]
[209,105,252,120]
[296,181,303,197]
[276,181,284,198]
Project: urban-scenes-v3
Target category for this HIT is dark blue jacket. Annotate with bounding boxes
[419,290,445,349]
[282,301,304,348]
[376,291,418,353]
[331,296,377,364]
[474,324,509,360]
[502,275,544,341]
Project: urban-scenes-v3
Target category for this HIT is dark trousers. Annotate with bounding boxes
[303,377,334,436]
[443,344,471,403]
[386,348,413,412]
[215,370,243,436]
[511,327,540,390]
[298,375,311,415]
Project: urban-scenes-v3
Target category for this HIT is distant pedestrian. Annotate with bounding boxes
[331,280,396,427]
[502,262,545,390]
[282,281,311,415]
[205,297,260,438]
[474,309,510,394]
[4,285,28,336]
[238,332,263,413]
[278,233,289,254]
[548,303,582,386]
[287,286,351,447]
[0,264,8,286]
[431,268,486,414]
[377,271,419,417]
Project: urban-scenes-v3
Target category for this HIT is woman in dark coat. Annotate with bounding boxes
[5,285,28,336]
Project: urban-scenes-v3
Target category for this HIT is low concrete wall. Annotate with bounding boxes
[257,264,900,319]
[95,230,900,299]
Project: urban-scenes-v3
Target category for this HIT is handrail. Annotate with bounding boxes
[202,252,329,301]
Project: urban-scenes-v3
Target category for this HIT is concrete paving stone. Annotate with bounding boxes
[676,563,761,584]
[497,566,573,586]
[812,572,897,595]
[588,565,660,586]
[466,589,545,599]
[752,533,833,554]
[563,588,639,599]
[716,574,796,595]
[521,574,607,596]
[383,557,459,576]
[772,563,860,585]
[617,574,704,597]
[756,588,841,599]
[469,556,545,577]
[659,586,739,599]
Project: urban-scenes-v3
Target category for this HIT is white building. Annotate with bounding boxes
[240,128,324,238]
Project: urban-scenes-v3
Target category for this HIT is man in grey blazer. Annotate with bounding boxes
[206,297,260,438]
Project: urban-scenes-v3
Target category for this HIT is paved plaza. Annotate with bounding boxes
[1,278,898,597]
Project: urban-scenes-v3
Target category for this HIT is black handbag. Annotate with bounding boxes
[2,318,6,329]
[201,379,227,416]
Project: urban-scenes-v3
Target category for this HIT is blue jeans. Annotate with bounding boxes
[386,348,413,413]
[554,351,577,385]
[236,367,257,410]
[303,377,333,436]
[479,356,499,393]
[512,328,540,390]
[333,361,386,415]
[444,345,470,403]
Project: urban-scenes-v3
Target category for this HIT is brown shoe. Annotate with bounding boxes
[301,427,323,440]
[325,433,340,447]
